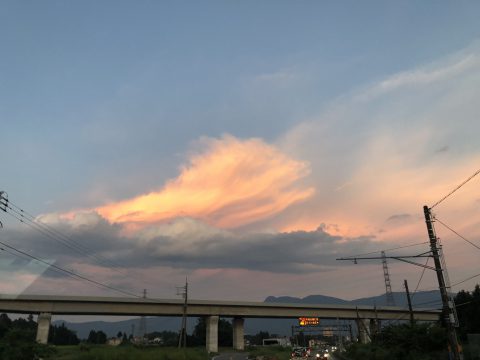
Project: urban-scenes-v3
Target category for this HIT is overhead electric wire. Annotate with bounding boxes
[451,272,480,287]
[0,238,142,298]
[0,197,159,294]
[346,241,430,258]
[411,299,443,307]
[2,207,135,283]
[0,244,84,280]
[455,299,479,308]
[431,168,480,209]
[5,202,130,275]
[411,257,430,300]
[434,216,480,251]
[4,206,105,262]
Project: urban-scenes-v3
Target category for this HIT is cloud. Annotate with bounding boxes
[355,51,480,102]
[131,217,381,273]
[6,44,480,300]
[96,135,315,230]
[435,145,450,154]
[386,214,414,223]
[276,43,480,242]
[2,213,381,278]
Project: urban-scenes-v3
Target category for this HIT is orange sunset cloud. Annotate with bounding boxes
[96,135,315,229]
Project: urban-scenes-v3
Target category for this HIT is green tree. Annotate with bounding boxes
[455,284,480,340]
[96,330,107,344]
[192,318,206,346]
[191,317,233,347]
[218,319,232,347]
[0,314,12,339]
[345,323,447,360]
[49,323,79,345]
[87,330,97,343]
[0,327,54,360]
[245,330,270,346]
[87,329,107,344]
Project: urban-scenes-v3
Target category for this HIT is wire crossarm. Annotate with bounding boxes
[337,253,435,271]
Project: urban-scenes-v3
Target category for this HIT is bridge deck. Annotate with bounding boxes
[0,294,440,321]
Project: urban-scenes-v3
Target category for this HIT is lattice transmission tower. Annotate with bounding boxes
[381,251,396,306]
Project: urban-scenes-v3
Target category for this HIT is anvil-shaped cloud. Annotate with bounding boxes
[96,135,315,229]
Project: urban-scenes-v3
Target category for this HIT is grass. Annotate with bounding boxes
[246,345,291,360]
[48,345,210,360]
[46,345,293,360]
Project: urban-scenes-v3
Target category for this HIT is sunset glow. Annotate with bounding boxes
[96,136,315,229]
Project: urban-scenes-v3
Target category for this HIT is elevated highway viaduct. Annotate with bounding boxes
[0,295,440,352]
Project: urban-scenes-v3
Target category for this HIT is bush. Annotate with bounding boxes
[0,328,56,360]
[344,323,448,360]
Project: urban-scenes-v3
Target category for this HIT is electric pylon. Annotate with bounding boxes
[381,251,396,306]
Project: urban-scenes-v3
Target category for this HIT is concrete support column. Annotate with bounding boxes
[355,318,371,344]
[36,312,52,344]
[232,317,245,350]
[206,315,219,353]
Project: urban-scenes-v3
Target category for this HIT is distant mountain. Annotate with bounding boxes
[265,294,350,305]
[351,290,441,308]
[53,317,187,340]
[265,290,442,308]
[55,291,442,339]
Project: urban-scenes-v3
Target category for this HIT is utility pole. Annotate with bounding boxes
[177,278,188,348]
[337,206,463,358]
[404,279,414,326]
[138,289,147,343]
[423,205,462,360]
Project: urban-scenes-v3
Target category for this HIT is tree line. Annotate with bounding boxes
[343,284,480,360]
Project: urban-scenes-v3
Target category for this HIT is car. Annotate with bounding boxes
[313,349,330,359]
[290,347,308,359]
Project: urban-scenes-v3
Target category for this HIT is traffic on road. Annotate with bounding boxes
[290,345,339,360]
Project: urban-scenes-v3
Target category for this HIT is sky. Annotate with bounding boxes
[1,1,480,309]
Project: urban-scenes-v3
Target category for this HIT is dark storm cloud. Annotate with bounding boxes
[386,213,413,223]
[435,145,450,154]
[2,213,386,276]
[129,227,379,273]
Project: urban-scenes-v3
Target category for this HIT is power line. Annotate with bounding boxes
[411,299,443,307]
[0,195,158,292]
[0,238,142,298]
[5,201,130,275]
[434,217,480,251]
[346,241,430,258]
[451,272,480,288]
[2,208,140,287]
[0,243,87,280]
[411,257,430,300]
[431,168,480,209]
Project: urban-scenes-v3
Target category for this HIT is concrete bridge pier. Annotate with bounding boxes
[356,318,371,344]
[36,312,52,344]
[232,317,244,350]
[206,315,219,353]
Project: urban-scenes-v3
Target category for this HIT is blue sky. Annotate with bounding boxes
[1,1,480,302]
